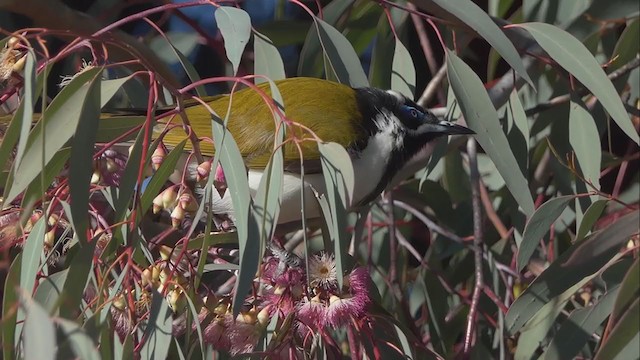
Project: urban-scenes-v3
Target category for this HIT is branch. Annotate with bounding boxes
[463,138,484,357]
[524,55,640,116]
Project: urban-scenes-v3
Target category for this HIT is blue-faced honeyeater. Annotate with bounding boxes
[158,77,474,225]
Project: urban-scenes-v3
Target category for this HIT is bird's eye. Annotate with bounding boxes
[401,105,422,120]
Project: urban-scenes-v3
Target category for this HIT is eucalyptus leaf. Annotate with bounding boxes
[391,38,416,99]
[215,6,252,75]
[431,0,534,87]
[507,210,639,334]
[446,50,535,215]
[253,31,286,84]
[518,195,575,271]
[23,296,56,360]
[518,22,639,145]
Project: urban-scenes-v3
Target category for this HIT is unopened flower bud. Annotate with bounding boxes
[44,229,56,248]
[257,306,271,327]
[162,187,178,209]
[170,206,184,228]
[178,189,197,213]
[151,146,166,171]
[159,245,173,261]
[105,158,118,173]
[196,161,211,182]
[91,170,101,184]
[152,193,164,214]
[214,164,227,197]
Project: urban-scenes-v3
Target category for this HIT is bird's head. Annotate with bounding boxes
[351,87,474,205]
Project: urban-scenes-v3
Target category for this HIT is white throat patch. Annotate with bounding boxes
[350,111,403,204]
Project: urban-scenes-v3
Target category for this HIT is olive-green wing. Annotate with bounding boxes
[160,77,365,170]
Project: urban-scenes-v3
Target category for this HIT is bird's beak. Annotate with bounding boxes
[436,120,475,135]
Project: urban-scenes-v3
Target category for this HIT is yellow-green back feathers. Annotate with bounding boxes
[159,77,363,169]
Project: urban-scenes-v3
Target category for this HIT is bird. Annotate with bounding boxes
[157,77,474,225]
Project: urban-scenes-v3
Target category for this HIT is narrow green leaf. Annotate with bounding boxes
[23,296,56,360]
[4,66,103,205]
[506,89,530,175]
[391,38,416,99]
[515,280,586,359]
[100,75,135,108]
[21,148,71,215]
[99,264,129,323]
[215,6,251,75]
[149,32,206,98]
[595,298,640,360]
[518,22,639,144]
[0,63,47,175]
[59,235,97,319]
[254,80,285,246]
[140,291,173,360]
[569,96,601,190]
[446,51,535,215]
[209,111,258,316]
[20,217,46,294]
[544,284,620,360]
[253,31,286,84]
[14,50,36,166]
[298,0,355,78]
[506,210,639,334]
[610,257,640,328]
[69,70,103,245]
[319,142,355,288]
[34,269,68,313]
[518,195,575,271]
[610,18,640,71]
[314,17,369,87]
[431,0,534,87]
[576,199,608,242]
[2,255,21,360]
[58,318,101,360]
[139,139,187,213]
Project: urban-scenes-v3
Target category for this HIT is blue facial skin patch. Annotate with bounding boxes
[400,105,424,121]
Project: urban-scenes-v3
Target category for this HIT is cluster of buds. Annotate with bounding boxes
[152,186,198,227]
[196,297,271,356]
[91,150,127,186]
[0,36,27,81]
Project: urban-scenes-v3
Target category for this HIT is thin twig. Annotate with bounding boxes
[386,192,398,283]
[392,199,466,244]
[463,138,484,357]
[417,64,447,108]
[408,2,446,106]
[524,55,640,117]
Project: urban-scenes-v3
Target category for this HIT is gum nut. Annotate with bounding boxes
[196,161,211,182]
[162,187,178,208]
[142,268,153,286]
[113,295,126,310]
[179,191,197,213]
[152,193,164,214]
[47,214,59,226]
[44,229,56,248]
[171,206,184,228]
[11,55,26,73]
[91,170,101,184]
[214,164,226,184]
[257,306,271,326]
[105,158,118,173]
[7,37,19,48]
[151,146,166,171]
[159,245,173,261]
